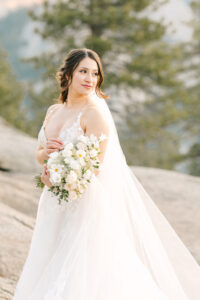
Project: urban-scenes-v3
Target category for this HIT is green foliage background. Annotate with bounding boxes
[0,0,199,175]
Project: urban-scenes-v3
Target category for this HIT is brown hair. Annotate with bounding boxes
[56,48,109,103]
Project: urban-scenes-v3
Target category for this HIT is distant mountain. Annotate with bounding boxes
[0,7,45,81]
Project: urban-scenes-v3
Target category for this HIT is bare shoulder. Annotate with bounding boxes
[44,103,61,120]
[46,103,61,115]
[84,105,110,137]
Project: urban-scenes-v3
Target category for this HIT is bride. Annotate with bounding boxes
[13,48,200,300]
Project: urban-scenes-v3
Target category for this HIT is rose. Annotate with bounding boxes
[62,148,73,158]
[66,170,77,184]
[89,149,98,158]
[69,159,81,170]
[50,172,62,185]
[76,142,87,150]
[68,190,78,201]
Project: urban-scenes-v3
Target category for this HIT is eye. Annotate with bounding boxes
[80,70,87,73]
[94,72,98,76]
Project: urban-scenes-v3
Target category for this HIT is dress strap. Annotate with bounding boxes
[43,104,60,129]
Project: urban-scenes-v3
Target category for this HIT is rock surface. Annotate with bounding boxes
[0,117,41,174]
[0,119,199,299]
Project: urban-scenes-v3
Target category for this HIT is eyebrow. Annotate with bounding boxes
[80,66,98,72]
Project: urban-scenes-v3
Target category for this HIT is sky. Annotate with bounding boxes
[0,0,42,17]
[0,0,193,42]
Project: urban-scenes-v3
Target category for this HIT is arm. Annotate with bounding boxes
[36,104,63,165]
[85,108,110,175]
[36,145,49,165]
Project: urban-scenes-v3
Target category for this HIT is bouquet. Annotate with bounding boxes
[35,133,107,204]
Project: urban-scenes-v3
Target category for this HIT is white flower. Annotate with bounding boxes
[99,133,107,141]
[66,170,77,184]
[49,151,60,159]
[62,148,72,158]
[79,157,86,166]
[78,185,85,193]
[50,172,62,184]
[50,164,63,174]
[84,169,92,180]
[64,182,77,190]
[68,190,78,201]
[64,183,71,190]
[69,160,80,170]
[80,178,88,186]
[78,135,88,144]
[90,134,98,143]
[89,149,98,158]
[76,149,86,159]
[76,142,87,150]
[64,142,74,150]
[93,141,99,148]
[47,157,54,167]
[64,157,70,164]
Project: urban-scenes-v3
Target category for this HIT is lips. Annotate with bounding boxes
[82,84,92,88]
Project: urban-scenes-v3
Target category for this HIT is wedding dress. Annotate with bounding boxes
[13,93,200,300]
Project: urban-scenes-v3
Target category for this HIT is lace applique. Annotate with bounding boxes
[37,111,84,148]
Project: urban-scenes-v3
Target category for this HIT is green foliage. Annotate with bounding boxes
[27,0,195,172]
[0,44,25,130]
[174,0,200,175]
[34,173,45,188]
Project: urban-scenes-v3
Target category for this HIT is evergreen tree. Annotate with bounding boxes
[28,0,184,169]
[176,0,200,176]
[0,44,25,130]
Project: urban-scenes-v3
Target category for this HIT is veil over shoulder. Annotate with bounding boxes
[92,93,200,299]
[13,92,200,300]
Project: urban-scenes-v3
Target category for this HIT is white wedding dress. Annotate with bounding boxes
[13,94,200,300]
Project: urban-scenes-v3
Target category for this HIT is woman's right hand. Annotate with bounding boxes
[45,138,64,156]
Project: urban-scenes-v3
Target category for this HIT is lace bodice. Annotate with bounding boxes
[37,108,84,148]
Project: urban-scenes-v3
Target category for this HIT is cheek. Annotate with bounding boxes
[71,72,82,86]
[94,77,98,86]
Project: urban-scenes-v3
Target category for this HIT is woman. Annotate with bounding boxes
[13,48,200,300]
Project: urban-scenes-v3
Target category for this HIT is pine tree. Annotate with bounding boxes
[175,0,200,176]
[0,44,24,130]
[28,0,184,169]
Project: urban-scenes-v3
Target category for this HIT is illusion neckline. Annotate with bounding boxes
[42,111,84,141]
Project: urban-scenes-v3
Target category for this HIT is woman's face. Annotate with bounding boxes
[69,57,99,96]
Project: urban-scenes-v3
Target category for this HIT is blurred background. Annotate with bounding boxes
[1,2,200,297]
[0,0,199,175]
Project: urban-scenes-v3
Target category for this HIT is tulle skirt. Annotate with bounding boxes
[13,170,173,300]
[13,153,200,300]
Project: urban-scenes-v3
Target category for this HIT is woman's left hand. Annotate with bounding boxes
[41,164,52,188]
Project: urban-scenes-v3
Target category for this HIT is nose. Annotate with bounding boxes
[85,72,93,82]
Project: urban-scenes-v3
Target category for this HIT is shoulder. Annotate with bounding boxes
[45,103,61,119]
[46,103,60,115]
[84,105,110,137]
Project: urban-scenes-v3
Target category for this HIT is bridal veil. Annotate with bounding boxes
[91,92,200,299]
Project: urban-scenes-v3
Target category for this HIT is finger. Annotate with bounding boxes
[46,143,60,149]
[47,144,63,151]
[48,138,63,144]
[47,149,60,155]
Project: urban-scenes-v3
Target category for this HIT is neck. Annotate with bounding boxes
[65,90,92,109]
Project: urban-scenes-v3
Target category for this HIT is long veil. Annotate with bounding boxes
[91,92,200,299]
